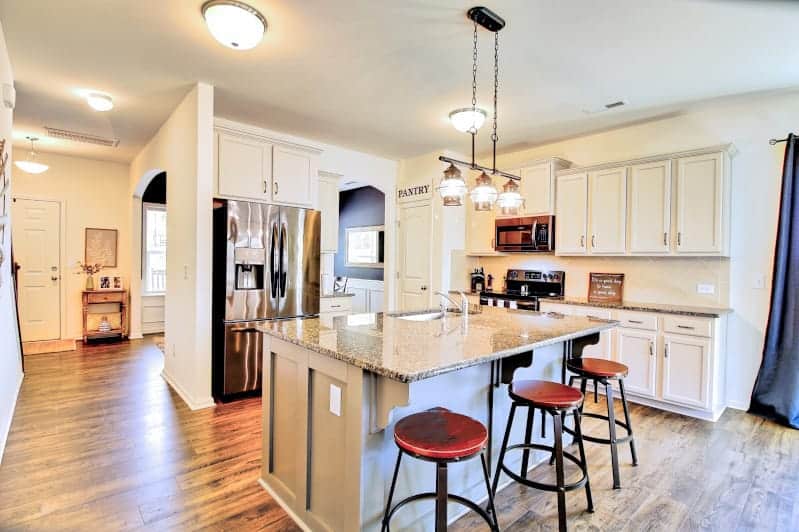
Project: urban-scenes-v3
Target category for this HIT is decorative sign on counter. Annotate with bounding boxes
[588,273,625,303]
[397,183,432,203]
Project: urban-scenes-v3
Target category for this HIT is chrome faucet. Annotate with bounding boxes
[433,290,470,327]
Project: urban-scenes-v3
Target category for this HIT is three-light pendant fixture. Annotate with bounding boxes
[438,6,523,215]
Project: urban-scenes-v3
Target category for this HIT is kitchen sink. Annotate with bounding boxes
[395,311,445,321]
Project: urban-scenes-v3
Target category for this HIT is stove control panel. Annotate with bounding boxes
[507,269,564,283]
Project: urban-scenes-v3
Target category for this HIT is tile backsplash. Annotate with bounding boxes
[457,253,730,308]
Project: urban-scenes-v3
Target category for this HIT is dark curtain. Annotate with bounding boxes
[749,133,799,429]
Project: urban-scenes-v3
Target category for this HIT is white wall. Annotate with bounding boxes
[13,152,130,339]
[0,21,22,463]
[450,90,794,410]
[130,83,215,410]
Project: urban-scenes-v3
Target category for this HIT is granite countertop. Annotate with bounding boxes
[540,297,732,318]
[320,292,356,298]
[257,306,617,382]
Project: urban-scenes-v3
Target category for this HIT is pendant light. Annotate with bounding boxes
[438,7,516,211]
[14,136,48,174]
[497,178,523,215]
[438,163,467,206]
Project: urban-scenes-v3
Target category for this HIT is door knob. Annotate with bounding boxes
[51,276,58,281]
[420,285,427,291]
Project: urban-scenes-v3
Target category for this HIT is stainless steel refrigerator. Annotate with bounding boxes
[212,199,320,401]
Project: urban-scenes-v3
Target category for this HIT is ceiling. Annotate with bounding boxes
[2,0,798,163]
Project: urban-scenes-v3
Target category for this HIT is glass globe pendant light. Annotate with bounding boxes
[438,163,468,206]
[449,108,487,134]
[470,171,498,211]
[497,178,523,215]
[14,136,49,174]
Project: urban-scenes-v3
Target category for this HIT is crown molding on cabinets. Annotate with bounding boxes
[555,144,736,177]
[214,117,324,155]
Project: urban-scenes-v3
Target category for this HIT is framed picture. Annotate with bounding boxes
[588,273,625,304]
[113,276,123,290]
[99,275,112,290]
[85,228,118,267]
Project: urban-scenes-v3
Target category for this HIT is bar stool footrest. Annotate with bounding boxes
[384,492,495,531]
[563,411,634,445]
[499,443,588,492]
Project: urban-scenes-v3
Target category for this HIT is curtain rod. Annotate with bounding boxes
[769,134,795,145]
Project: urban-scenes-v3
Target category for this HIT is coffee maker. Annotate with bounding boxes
[470,268,486,293]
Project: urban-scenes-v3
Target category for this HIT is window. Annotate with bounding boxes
[345,225,384,268]
[143,203,167,293]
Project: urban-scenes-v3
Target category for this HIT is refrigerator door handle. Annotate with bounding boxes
[280,223,288,297]
[270,223,279,298]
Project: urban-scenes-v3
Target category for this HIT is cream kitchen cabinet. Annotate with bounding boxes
[662,333,711,409]
[465,199,497,254]
[588,166,627,254]
[616,328,658,398]
[216,131,272,201]
[496,158,571,218]
[272,145,317,207]
[554,173,588,254]
[318,172,340,253]
[628,160,671,254]
[676,152,727,255]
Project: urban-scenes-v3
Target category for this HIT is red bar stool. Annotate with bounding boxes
[492,380,592,532]
[381,408,499,532]
[566,358,638,489]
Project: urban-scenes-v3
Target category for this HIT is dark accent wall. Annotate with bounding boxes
[335,186,385,281]
[142,171,166,204]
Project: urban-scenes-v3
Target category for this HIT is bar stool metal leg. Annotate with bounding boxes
[492,403,517,496]
[573,409,594,513]
[618,379,639,466]
[480,452,500,531]
[382,450,403,532]
[552,411,567,532]
[605,381,621,489]
[435,462,448,532]
[520,406,535,479]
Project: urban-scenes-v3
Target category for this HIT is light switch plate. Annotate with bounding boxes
[329,384,342,416]
[754,274,766,290]
[696,283,715,295]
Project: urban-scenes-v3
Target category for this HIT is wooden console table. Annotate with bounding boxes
[81,289,129,343]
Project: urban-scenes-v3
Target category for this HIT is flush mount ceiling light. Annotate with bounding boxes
[202,0,266,50]
[14,136,48,174]
[86,92,113,111]
[438,6,518,211]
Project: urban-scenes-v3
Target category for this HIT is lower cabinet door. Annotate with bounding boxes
[662,334,711,409]
[616,328,658,398]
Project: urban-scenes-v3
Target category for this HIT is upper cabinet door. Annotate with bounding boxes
[273,145,317,207]
[588,166,627,254]
[520,162,553,215]
[465,200,496,254]
[217,132,272,200]
[629,160,671,254]
[555,173,588,255]
[676,152,724,254]
[318,175,340,253]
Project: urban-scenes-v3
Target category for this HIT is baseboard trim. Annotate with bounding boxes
[22,338,76,355]
[258,478,312,532]
[624,393,725,422]
[128,333,144,340]
[0,371,24,465]
[160,369,215,411]
[726,399,750,411]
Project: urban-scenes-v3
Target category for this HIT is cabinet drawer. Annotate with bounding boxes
[571,306,612,320]
[663,315,712,337]
[86,291,124,304]
[320,297,353,313]
[616,310,658,331]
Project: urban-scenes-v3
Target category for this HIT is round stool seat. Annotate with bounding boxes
[567,357,629,378]
[394,409,487,461]
[509,380,583,409]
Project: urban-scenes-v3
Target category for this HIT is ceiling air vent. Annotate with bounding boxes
[604,100,626,110]
[582,99,629,115]
[45,126,120,147]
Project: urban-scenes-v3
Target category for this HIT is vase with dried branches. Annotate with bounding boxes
[76,261,103,291]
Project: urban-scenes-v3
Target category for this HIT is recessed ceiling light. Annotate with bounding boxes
[202,0,266,50]
[14,136,49,174]
[86,92,113,112]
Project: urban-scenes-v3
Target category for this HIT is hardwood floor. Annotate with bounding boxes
[452,395,799,531]
[0,338,300,531]
[2,339,797,531]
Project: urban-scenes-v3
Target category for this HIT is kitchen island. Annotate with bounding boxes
[257,307,617,532]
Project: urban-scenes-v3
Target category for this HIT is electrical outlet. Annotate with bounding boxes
[329,384,342,416]
[754,274,766,290]
[696,283,715,295]
[171,343,176,358]
[183,265,189,280]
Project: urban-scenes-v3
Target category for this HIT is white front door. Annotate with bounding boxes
[398,202,431,311]
[12,198,61,341]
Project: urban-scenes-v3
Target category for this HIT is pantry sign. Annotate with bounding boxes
[397,183,432,203]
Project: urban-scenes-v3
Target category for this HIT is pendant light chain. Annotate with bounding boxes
[491,31,499,173]
[471,21,478,113]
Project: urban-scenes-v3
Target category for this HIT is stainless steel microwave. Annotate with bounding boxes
[495,215,555,252]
